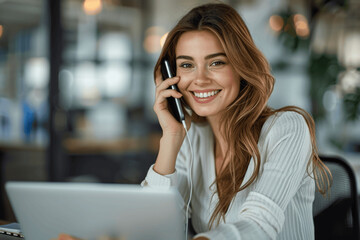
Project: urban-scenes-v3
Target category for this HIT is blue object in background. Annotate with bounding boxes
[22,100,35,142]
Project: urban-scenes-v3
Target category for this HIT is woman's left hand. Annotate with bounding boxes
[51,233,83,240]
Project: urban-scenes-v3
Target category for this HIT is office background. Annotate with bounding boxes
[0,0,359,221]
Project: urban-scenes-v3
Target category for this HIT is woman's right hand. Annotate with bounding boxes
[153,68,187,139]
[152,68,190,175]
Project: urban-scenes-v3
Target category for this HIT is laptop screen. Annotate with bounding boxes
[6,182,185,240]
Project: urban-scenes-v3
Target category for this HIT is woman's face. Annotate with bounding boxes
[175,30,240,118]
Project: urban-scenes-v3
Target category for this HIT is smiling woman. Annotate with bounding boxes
[141,2,331,240]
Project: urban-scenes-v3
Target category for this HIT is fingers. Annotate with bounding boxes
[154,67,178,86]
[153,68,187,134]
[57,233,83,240]
[155,76,181,93]
[157,88,183,99]
[155,77,181,105]
[154,74,182,114]
[153,89,182,113]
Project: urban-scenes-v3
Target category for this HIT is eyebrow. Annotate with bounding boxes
[176,52,226,60]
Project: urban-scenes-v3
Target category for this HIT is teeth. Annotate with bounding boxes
[194,90,220,98]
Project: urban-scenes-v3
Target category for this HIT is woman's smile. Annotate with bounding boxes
[175,30,240,118]
[191,89,221,103]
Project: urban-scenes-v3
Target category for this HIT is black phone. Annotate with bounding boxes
[161,60,185,123]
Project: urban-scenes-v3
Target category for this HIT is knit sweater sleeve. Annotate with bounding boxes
[141,127,193,210]
[195,112,313,240]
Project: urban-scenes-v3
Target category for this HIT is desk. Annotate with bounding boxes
[63,134,161,154]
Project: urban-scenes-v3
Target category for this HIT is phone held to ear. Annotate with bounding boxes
[161,60,185,123]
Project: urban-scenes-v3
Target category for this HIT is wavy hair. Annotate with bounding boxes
[154,2,331,228]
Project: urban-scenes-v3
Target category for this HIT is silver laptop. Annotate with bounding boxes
[6,181,185,240]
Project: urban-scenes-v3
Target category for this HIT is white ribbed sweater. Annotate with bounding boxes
[142,111,315,239]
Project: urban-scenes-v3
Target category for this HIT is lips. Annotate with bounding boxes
[191,89,221,103]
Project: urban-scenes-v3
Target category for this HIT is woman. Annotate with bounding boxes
[58,3,330,240]
[143,2,330,240]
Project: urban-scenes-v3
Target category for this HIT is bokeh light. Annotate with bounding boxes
[269,15,284,32]
[143,26,166,53]
[293,14,310,38]
[83,0,102,15]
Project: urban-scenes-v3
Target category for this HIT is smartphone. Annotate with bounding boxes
[161,60,185,123]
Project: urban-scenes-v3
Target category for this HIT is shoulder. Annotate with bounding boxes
[259,110,311,144]
[257,111,313,166]
[264,110,308,132]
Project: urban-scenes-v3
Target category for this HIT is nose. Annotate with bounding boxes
[194,66,211,86]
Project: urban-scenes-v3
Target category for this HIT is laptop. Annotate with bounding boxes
[5,181,185,240]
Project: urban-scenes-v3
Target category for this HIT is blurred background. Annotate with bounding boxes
[0,0,359,222]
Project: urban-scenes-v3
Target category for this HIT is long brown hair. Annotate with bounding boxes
[154,3,331,228]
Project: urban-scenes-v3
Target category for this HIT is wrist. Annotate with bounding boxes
[161,132,185,146]
[162,126,186,140]
[153,135,183,175]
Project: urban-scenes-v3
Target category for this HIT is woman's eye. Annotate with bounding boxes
[180,63,193,68]
[210,61,225,67]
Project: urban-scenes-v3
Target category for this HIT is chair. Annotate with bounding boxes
[313,155,360,240]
